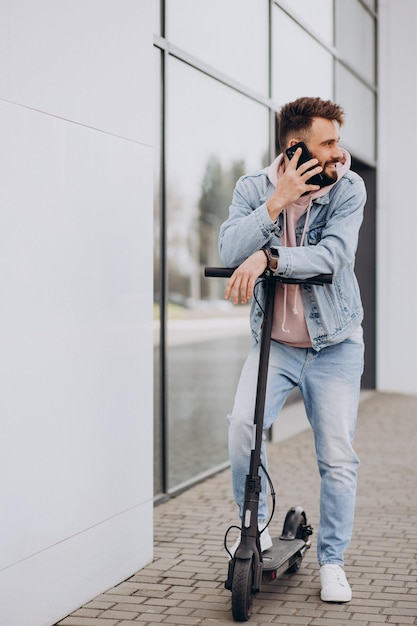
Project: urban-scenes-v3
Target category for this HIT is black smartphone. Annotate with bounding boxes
[285,141,324,186]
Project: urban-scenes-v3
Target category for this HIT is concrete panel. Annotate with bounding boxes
[0,502,153,626]
[0,101,153,570]
[0,0,153,144]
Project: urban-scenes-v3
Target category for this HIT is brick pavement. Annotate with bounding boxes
[56,392,417,626]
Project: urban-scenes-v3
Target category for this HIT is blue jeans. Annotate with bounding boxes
[227,329,364,566]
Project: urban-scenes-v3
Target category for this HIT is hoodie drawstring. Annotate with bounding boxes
[280,200,313,333]
[281,208,290,333]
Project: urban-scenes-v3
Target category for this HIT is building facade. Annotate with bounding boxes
[153,0,379,499]
[0,1,416,625]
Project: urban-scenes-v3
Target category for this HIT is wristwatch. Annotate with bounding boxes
[269,246,279,271]
[262,247,279,271]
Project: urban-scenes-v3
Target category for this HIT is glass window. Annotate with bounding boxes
[166,0,269,96]
[335,63,375,164]
[166,58,269,491]
[281,0,334,46]
[153,0,161,35]
[335,0,375,84]
[361,0,376,12]
[272,7,333,107]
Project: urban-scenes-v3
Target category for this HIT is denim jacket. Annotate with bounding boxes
[218,165,366,350]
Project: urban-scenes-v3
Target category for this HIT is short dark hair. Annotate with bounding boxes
[277,97,345,152]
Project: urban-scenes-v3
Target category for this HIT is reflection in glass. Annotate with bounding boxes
[361,0,376,10]
[335,63,375,164]
[166,58,269,490]
[335,0,375,84]
[166,0,269,96]
[153,0,161,35]
[272,7,333,108]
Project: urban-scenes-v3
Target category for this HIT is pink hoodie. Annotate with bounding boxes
[267,149,351,347]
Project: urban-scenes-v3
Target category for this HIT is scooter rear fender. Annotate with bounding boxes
[280,506,306,541]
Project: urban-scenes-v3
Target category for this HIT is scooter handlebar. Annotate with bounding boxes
[204,267,236,279]
[204,267,333,286]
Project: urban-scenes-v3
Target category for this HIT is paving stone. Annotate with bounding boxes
[54,393,417,626]
[58,615,119,626]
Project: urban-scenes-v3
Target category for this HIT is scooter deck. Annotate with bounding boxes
[262,537,307,579]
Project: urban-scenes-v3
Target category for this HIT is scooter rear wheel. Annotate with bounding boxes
[231,558,254,622]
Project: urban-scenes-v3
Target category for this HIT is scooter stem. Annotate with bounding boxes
[249,274,276,475]
[238,274,276,550]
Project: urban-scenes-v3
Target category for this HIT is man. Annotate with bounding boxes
[219,97,366,602]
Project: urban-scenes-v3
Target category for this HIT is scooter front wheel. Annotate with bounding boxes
[231,558,254,622]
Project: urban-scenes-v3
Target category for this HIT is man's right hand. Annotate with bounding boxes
[225,250,268,305]
[266,147,323,221]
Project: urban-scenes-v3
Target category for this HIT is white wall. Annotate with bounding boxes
[377,0,417,394]
[0,2,154,625]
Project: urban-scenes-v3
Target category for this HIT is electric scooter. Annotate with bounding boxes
[204,266,333,622]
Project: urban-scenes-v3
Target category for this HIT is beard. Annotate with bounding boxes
[320,161,339,186]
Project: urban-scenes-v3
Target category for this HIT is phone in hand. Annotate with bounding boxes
[285,141,324,186]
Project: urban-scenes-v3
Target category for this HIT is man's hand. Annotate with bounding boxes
[266,147,323,221]
[225,250,267,305]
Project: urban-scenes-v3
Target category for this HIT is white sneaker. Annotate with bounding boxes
[229,523,273,557]
[320,564,352,602]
